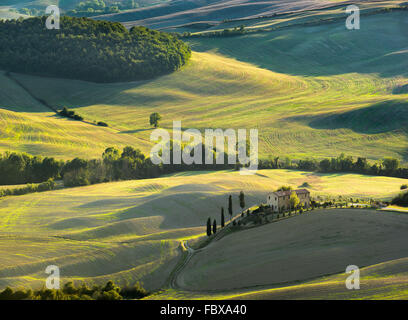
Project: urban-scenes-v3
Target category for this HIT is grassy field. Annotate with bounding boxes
[2,2,408,299]
[178,209,408,292]
[2,8,408,161]
[150,256,408,299]
[0,169,406,291]
[101,0,351,30]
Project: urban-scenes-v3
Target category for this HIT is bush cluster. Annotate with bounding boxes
[0,178,55,197]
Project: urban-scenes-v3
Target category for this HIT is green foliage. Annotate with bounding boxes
[239,190,245,210]
[261,154,408,179]
[212,219,217,234]
[0,152,63,185]
[228,194,233,219]
[67,0,141,17]
[391,191,408,207]
[0,16,191,83]
[206,217,211,237]
[97,121,109,127]
[289,192,300,212]
[59,107,84,121]
[401,184,408,190]
[0,280,148,300]
[276,185,292,192]
[221,207,225,228]
[149,112,161,128]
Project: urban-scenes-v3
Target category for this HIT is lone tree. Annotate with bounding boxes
[289,192,300,214]
[206,217,211,237]
[239,191,245,212]
[221,207,225,228]
[149,112,161,128]
[228,195,233,221]
[212,219,217,234]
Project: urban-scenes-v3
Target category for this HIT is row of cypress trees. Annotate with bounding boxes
[206,192,245,236]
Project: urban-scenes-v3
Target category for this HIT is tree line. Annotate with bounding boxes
[0,179,56,197]
[0,143,235,188]
[0,280,148,300]
[0,16,191,83]
[1,149,407,191]
[259,153,408,179]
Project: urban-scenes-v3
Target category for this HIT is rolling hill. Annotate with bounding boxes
[177,208,408,291]
[151,256,408,299]
[1,0,408,301]
[98,0,354,30]
[0,169,406,291]
[2,7,408,161]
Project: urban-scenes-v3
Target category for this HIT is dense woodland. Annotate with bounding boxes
[0,16,191,82]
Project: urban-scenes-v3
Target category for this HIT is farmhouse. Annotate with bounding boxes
[267,189,310,212]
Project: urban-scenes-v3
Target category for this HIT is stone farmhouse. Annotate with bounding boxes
[267,189,310,213]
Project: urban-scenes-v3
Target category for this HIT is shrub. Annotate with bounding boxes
[391,191,408,207]
[63,169,90,187]
[97,121,109,127]
[401,184,408,190]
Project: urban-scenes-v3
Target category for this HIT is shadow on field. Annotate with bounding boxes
[284,100,408,135]
[308,101,408,134]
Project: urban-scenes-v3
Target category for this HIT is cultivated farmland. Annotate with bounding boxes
[0,170,406,291]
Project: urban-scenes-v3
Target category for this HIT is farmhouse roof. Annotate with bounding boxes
[272,189,310,197]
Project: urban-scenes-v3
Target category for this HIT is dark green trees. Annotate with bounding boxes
[221,207,225,228]
[239,191,245,212]
[228,195,233,220]
[212,219,217,234]
[0,152,63,185]
[149,113,162,128]
[0,16,191,83]
[206,217,211,237]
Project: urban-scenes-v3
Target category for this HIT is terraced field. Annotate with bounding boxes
[0,169,406,291]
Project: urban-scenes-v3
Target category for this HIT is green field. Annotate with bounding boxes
[177,209,408,291]
[151,256,408,300]
[2,1,408,300]
[0,169,406,291]
[2,7,408,162]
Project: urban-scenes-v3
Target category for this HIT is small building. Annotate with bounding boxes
[267,189,310,213]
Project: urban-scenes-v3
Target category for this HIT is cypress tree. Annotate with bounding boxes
[239,191,245,211]
[206,217,211,237]
[228,195,233,221]
[212,219,217,234]
[221,207,225,228]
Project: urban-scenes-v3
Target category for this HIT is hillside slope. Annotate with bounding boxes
[1,6,408,162]
[0,169,406,290]
[178,209,408,291]
[151,256,408,299]
[98,0,353,29]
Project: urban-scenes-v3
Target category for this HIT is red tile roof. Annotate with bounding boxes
[272,189,310,197]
